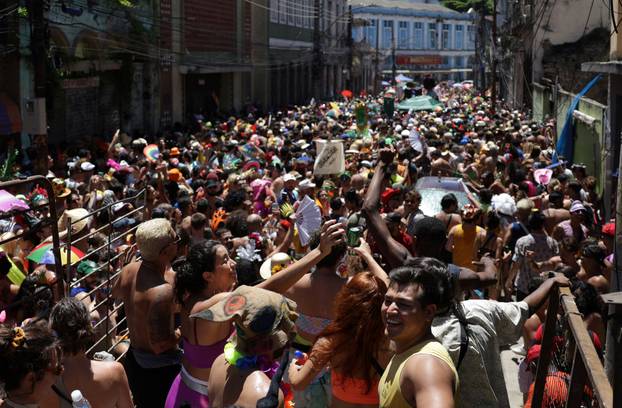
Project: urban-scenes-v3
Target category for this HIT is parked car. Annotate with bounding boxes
[415,176,477,216]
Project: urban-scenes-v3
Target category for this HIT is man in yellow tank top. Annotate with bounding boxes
[446,205,486,268]
[379,258,458,407]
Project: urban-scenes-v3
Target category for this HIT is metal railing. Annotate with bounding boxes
[63,188,146,360]
[0,176,64,298]
[532,286,613,408]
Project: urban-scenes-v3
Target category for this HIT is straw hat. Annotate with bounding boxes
[57,208,91,239]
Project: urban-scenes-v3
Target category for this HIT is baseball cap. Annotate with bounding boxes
[283,173,297,182]
[191,285,298,355]
[77,260,98,276]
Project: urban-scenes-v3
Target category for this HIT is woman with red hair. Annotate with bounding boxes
[288,272,390,407]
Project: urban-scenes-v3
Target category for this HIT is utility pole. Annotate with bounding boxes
[27,0,49,175]
[374,19,379,93]
[478,0,486,91]
[312,0,322,98]
[391,22,396,85]
[346,5,353,90]
[491,0,497,111]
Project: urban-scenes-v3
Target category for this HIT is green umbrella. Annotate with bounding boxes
[396,96,443,112]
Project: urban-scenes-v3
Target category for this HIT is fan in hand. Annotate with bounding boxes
[295,196,321,246]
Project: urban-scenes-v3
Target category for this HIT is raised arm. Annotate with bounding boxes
[258,221,344,294]
[361,149,410,268]
[353,239,389,286]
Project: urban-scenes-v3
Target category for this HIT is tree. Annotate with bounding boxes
[441,0,493,14]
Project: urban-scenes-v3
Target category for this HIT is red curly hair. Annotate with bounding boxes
[312,272,387,393]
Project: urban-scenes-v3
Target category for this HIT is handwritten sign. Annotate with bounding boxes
[313,140,345,175]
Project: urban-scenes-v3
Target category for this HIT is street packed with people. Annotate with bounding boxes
[0,81,614,408]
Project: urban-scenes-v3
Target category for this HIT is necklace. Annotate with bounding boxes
[223,342,294,408]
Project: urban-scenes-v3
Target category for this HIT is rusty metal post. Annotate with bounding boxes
[565,342,587,408]
[531,287,560,408]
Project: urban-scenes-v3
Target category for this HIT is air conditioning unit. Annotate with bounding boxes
[22,97,47,135]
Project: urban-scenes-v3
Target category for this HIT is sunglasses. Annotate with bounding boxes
[160,235,181,254]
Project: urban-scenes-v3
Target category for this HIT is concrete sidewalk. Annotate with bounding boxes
[501,342,526,407]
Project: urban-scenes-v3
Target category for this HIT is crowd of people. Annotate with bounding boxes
[0,80,614,408]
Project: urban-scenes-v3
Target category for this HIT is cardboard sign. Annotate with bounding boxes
[313,139,345,175]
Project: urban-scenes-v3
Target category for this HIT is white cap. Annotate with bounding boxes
[283,173,297,182]
[298,179,316,189]
[401,130,410,138]
[80,161,95,172]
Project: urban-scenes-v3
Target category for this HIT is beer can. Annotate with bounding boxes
[347,226,362,247]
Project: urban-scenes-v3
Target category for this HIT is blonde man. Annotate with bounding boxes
[112,218,181,407]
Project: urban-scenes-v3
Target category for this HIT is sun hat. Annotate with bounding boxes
[57,208,91,239]
[298,179,316,190]
[80,161,95,172]
[534,168,553,185]
[570,201,587,214]
[52,178,71,199]
[168,168,182,182]
[259,252,292,280]
[170,147,181,157]
[191,285,298,355]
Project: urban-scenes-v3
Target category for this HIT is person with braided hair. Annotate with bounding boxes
[0,322,63,407]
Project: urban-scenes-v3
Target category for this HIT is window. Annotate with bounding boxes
[442,56,450,67]
[467,25,475,49]
[455,25,464,49]
[442,23,451,49]
[303,0,310,28]
[414,22,423,49]
[366,19,378,47]
[287,0,295,25]
[296,3,303,27]
[279,0,287,24]
[428,23,437,49]
[382,20,393,49]
[270,0,279,23]
[398,21,409,49]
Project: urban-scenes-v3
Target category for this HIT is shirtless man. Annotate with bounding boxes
[541,191,569,235]
[430,149,454,177]
[112,218,181,408]
[577,242,609,294]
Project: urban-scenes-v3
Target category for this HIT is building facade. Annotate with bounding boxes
[267,0,349,109]
[351,0,475,92]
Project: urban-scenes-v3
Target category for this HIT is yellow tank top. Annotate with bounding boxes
[378,339,458,408]
[452,224,482,268]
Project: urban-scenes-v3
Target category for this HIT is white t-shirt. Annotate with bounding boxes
[432,300,529,408]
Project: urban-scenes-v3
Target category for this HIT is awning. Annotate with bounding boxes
[0,93,22,135]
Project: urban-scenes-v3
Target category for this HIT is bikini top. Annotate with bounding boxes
[182,318,229,369]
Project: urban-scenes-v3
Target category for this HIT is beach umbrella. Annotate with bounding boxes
[27,242,85,266]
[396,95,443,112]
[0,190,29,213]
[395,74,413,83]
[340,90,353,99]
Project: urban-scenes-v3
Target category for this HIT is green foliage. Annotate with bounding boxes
[441,0,493,14]
[0,149,18,181]
[116,0,136,8]
[17,6,28,17]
